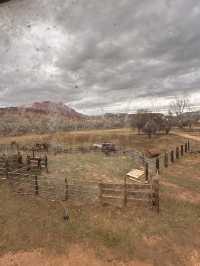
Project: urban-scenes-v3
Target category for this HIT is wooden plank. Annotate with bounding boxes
[101,194,149,202]
[101,189,124,196]
[126,197,150,202]
[127,190,152,196]
[99,183,151,190]
[101,195,123,200]
[126,169,144,179]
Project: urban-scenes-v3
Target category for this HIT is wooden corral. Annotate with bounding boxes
[99,174,159,212]
[0,139,191,214]
[0,153,23,177]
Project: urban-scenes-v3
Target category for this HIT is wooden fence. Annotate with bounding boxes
[26,155,48,172]
[0,144,161,212]
[0,153,23,177]
[0,152,47,182]
[0,141,173,212]
[144,140,191,179]
[99,175,159,212]
[2,167,159,212]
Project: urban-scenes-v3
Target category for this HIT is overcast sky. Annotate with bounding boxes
[0,0,200,114]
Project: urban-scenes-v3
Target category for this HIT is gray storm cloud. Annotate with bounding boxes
[0,0,200,114]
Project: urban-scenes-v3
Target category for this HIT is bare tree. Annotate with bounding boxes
[143,119,158,138]
[132,109,150,134]
[169,96,190,128]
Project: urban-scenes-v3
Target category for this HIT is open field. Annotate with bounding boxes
[44,152,136,184]
[1,153,200,265]
[0,128,199,265]
[162,153,200,203]
[0,128,188,152]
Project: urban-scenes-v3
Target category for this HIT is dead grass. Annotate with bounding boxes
[44,152,136,184]
[0,128,187,152]
[0,129,200,265]
[162,154,200,197]
[0,245,153,266]
[1,151,200,266]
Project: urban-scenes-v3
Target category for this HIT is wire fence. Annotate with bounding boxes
[0,139,195,213]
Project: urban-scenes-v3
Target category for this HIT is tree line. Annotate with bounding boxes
[132,96,199,138]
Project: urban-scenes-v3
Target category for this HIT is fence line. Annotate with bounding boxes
[144,140,191,177]
[0,140,192,213]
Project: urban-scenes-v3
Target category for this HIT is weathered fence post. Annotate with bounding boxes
[171,150,174,163]
[164,152,168,168]
[145,162,149,181]
[99,183,103,205]
[152,173,159,213]
[5,159,9,179]
[176,147,179,159]
[185,143,188,153]
[34,175,39,195]
[44,155,48,172]
[188,140,190,151]
[156,157,160,174]
[181,145,184,156]
[38,158,42,169]
[124,176,127,207]
[26,155,31,170]
[32,149,35,158]
[16,143,19,153]
[65,178,68,201]
[17,152,23,164]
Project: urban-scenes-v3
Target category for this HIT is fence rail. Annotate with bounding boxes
[1,140,192,213]
[99,175,159,212]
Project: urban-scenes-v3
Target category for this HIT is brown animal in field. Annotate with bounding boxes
[144,149,161,158]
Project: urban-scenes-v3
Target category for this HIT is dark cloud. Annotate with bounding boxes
[0,0,200,113]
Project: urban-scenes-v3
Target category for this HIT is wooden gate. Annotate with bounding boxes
[99,175,159,212]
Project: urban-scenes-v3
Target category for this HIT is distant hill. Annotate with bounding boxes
[0,101,130,135]
[0,101,87,135]
[0,101,84,119]
[30,101,84,118]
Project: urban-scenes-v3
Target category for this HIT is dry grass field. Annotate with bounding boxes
[0,128,200,266]
[0,128,188,152]
[44,152,137,184]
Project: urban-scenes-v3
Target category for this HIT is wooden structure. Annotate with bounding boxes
[144,140,191,177]
[26,154,48,172]
[1,140,192,214]
[126,168,145,183]
[164,152,168,168]
[99,174,160,212]
[0,153,23,177]
[0,151,48,196]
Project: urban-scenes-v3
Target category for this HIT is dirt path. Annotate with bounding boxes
[173,131,200,142]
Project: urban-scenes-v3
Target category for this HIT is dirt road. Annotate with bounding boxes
[173,131,200,142]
